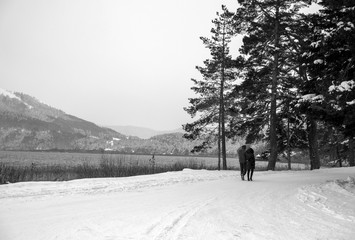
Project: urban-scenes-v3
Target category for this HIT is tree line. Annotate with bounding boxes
[184,0,355,170]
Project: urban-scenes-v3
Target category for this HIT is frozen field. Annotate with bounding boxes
[0,150,307,170]
[1,167,354,240]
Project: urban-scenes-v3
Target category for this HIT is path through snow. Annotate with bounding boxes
[1,168,355,240]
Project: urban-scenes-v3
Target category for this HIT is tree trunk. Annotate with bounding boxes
[350,55,355,167]
[308,116,320,170]
[221,110,227,170]
[218,119,221,171]
[268,2,280,171]
[220,72,227,170]
[349,136,355,167]
[287,100,291,170]
[220,25,227,170]
[220,71,227,170]
[336,144,342,167]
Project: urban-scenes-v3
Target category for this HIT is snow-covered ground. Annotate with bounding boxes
[1,167,355,240]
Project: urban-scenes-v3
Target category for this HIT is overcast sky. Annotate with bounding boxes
[0,0,240,131]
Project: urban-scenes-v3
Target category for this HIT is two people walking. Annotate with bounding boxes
[237,144,255,181]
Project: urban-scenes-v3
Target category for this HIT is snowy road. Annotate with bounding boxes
[1,168,355,240]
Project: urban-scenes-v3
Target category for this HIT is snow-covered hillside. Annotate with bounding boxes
[1,168,354,240]
[0,88,23,102]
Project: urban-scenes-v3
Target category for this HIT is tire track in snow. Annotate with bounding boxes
[145,197,216,240]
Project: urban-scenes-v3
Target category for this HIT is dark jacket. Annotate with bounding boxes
[237,146,246,163]
[245,148,255,169]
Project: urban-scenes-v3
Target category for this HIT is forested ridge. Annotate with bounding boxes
[0,90,243,156]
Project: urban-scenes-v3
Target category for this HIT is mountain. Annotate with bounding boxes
[0,88,131,150]
[106,125,184,139]
[0,89,233,155]
[0,89,195,154]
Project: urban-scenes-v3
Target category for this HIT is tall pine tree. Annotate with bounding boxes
[231,0,312,170]
[300,0,355,166]
[184,6,236,170]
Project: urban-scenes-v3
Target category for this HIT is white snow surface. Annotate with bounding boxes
[0,88,33,109]
[329,80,355,93]
[0,88,22,101]
[1,168,355,240]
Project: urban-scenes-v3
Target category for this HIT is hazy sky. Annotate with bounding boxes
[0,0,239,130]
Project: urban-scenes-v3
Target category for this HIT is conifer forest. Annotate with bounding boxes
[183,0,355,170]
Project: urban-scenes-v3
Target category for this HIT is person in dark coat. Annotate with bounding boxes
[237,145,247,180]
[245,146,255,181]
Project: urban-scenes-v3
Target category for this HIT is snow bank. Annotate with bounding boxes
[297,176,355,222]
[0,169,236,202]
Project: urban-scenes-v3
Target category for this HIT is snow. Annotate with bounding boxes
[321,29,332,38]
[344,27,352,31]
[310,40,321,48]
[0,88,22,101]
[300,94,324,103]
[1,167,355,240]
[337,21,345,28]
[313,59,323,64]
[337,21,354,32]
[329,80,355,93]
[340,6,355,13]
[0,88,33,109]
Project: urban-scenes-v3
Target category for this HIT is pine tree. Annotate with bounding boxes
[300,0,355,166]
[230,0,312,170]
[184,6,236,170]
